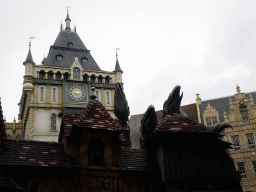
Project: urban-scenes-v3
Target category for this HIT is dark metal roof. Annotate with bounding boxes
[59,108,84,116]
[199,91,256,125]
[65,11,71,21]
[25,47,33,63]
[43,30,101,71]
[114,57,122,72]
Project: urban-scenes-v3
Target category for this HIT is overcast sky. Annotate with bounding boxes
[1,0,256,122]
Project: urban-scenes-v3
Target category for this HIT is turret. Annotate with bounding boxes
[23,42,34,99]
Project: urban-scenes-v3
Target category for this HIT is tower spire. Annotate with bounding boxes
[114,48,123,72]
[65,6,71,31]
[25,37,34,63]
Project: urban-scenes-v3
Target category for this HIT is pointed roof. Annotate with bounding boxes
[114,52,123,72]
[24,44,34,64]
[59,98,123,141]
[65,10,71,21]
[0,98,7,149]
[43,24,101,70]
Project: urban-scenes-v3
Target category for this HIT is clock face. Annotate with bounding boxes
[66,83,88,103]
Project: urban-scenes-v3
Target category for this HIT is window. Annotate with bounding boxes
[39,70,45,79]
[231,135,241,151]
[73,67,80,79]
[241,110,250,124]
[56,55,63,61]
[91,75,95,83]
[246,133,255,149]
[68,42,73,47]
[105,76,110,84]
[48,71,53,80]
[51,114,56,130]
[237,162,247,179]
[56,72,61,80]
[88,138,104,166]
[206,116,217,126]
[98,76,102,83]
[252,161,256,176]
[95,90,101,101]
[7,135,11,139]
[106,91,110,104]
[81,57,88,63]
[83,74,88,82]
[64,72,69,80]
[52,88,56,102]
[40,87,44,101]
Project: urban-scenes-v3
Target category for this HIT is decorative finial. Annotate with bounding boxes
[89,87,98,101]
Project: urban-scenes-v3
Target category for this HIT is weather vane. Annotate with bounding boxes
[114,47,121,56]
[66,6,71,11]
[26,36,36,47]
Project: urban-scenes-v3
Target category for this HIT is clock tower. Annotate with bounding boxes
[18,10,123,142]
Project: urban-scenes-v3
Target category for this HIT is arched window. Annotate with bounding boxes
[51,114,56,130]
[15,135,22,140]
[91,75,95,83]
[56,72,61,80]
[48,71,53,80]
[88,138,104,166]
[98,75,102,83]
[64,72,69,80]
[73,67,80,79]
[39,70,45,79]
[83,74,88,82]
[105,76,110,84]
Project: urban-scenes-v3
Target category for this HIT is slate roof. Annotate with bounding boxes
[199,91,256,125]
[155,113,210,133]
[0,140,71,167]
[42,27,101,71]
[24,45,34,63]
[120,147,152,171]
[114,56,122,72]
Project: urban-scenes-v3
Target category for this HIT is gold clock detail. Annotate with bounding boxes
[72,88,82,98]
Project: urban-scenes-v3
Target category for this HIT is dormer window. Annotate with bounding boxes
[68,42,73,47]
[81,57,88,63]
[56,55,63,61]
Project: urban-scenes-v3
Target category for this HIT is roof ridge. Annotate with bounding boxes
[201,90,256,102]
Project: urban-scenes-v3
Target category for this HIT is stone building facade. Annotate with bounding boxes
[4,118,23,140]
[18,10,123,142]
[196,85,256,192]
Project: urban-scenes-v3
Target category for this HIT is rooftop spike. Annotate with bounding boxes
[24,40,34,63]
[114,48,123,72]
[65,6,71,31]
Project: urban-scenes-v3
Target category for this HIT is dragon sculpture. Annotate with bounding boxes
[114,83,131,147]
[140,105,157,149]
[140,85,234,149]
[163,85,183,116]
